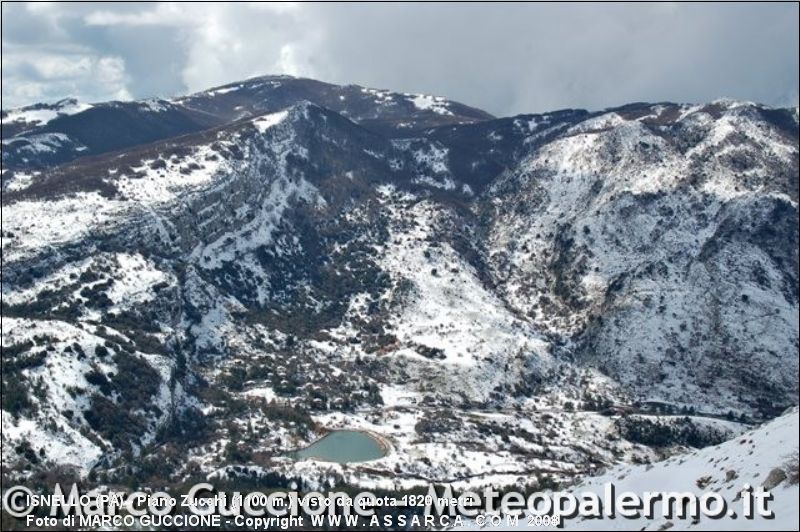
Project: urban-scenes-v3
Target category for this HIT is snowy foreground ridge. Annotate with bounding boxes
[460,408,799,530]
[567,408,799,530]
[1,75,798,530]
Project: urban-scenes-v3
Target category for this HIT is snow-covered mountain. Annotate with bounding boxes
[1,77,797,517]
[1,75,491,179]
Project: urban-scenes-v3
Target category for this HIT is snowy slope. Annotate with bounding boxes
[459,409,798,530]
[1,98,92,130]
[563,408,799,530]
[484,101,799,414]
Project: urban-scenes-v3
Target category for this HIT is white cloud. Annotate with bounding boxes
[80,3,318,94]
[2,46,132,106]
[166,4,321,93]
[83,3,182,26]
[245,2,302,14]
[2,2,798,114]
[275,44,312,78]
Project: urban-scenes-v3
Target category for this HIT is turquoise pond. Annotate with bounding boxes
[292,430,386,463]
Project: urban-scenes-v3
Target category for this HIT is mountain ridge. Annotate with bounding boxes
[1,75,797,501]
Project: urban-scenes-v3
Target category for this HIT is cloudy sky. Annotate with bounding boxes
[2,2,798,116]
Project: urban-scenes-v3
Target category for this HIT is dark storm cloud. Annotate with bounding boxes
[2,2,797,115]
